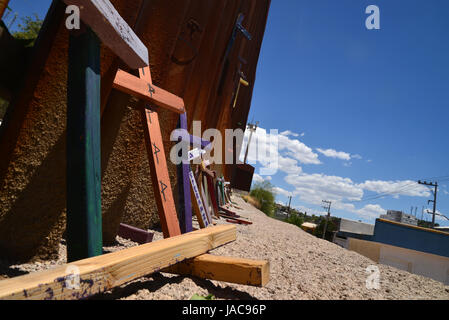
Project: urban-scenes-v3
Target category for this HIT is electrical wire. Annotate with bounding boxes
[351,174,449,203]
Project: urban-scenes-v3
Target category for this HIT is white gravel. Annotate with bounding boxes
[1,195,449,300]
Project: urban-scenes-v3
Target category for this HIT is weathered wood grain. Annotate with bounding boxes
[62,0,148,68]
[0,225,236,300]
[113,69,185,114]
[163,254,269,287]
[139,66,181,238]
[66,26,103,262]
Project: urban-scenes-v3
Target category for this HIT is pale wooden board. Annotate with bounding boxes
[113,69,185,114]
[63,0,148,68]
[163,254,270,287]
[0,225,236,300]
[189,169,210,229]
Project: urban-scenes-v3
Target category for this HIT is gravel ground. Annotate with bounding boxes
[1,195,448,300]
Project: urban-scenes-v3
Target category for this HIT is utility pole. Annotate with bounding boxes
[322,200,332,240]
[287,196,292,218]
[418,180,438,228]
[243,121,259,164]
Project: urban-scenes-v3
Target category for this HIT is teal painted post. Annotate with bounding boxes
[66,25,103,262]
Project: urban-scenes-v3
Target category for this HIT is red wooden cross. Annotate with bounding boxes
[113,66,184,238]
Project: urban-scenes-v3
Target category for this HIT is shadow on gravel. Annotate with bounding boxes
[88,272,257,300]
[0,261,29,279]
[89,273,186,300]
[190,277,258,300]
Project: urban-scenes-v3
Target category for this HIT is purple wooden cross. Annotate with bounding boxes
[175,113,212,233]
[176,113,193,233]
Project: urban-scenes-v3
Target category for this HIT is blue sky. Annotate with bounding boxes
[243,0,449,226]
[4,0,449,226]
[3,0,51,30]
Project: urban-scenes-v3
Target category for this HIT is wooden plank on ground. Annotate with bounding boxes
[0,225,236,300]
[220,206,238,217]
[163,254,269,287]
[62,0,148,69]
[117,223,154,244]
[113,69,185,114]
[225,218,253,226]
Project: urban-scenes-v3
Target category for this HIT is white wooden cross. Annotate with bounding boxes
[63,0,149,68]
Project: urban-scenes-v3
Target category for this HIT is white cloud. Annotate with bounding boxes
[280,130,299,137]
[359,180,431,198]
[279,134,321,165]
[253,173,264,183]
[285,173,364,205]
[355,204,386,220]
[294,205,327,216]
[316,148,351,161]
[278,156,302,175]
[352,154,363,160]
[240,127,321,174]
[273,186,293,197]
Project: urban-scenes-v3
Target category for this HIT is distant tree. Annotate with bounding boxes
[12,14,43,46]
[250,181,276,216]
[314,217,339,240]
[417,220,439,228]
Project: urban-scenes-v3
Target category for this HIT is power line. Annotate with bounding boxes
[350,174,449,204]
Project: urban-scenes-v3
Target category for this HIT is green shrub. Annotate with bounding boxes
[250,181,276,216]
[313,217,338,240]
[285,213,304,228]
